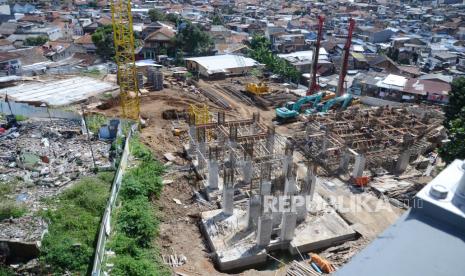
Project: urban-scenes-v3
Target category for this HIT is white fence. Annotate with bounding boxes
[91,125,135,276]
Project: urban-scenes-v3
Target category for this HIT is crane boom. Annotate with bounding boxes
[111,0,140,120]
[336,18,355,97]
[307,15,324,95]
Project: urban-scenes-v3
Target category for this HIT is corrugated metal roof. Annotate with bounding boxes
[185,55,259,73]
[0,77,118,106]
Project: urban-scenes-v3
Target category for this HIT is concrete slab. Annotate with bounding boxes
[200,208,267,271]
[290,194,357,254]
[200,192,357,271]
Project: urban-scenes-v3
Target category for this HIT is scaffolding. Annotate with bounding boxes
[188,104,210,125]
[110,0,140,120]
[292,106,444,175]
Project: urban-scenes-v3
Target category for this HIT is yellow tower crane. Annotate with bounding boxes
[110,0,140,120]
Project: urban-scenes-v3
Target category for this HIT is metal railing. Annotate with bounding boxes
[91,125,135,276]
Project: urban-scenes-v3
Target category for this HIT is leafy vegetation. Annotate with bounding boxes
[40,172,113,275]
[106,137,169,276]
[0,201,26,221]
[0,267,14,276]
[211,13,223,25]
[147,9,213,58]
[439,77,465,163]
[148,9,181,24]
[248,35,301,83]
[174,21,214,57]
[85,113,107,134]
[0,180,26,221]
[92,25,115,60]
[24,35,48,46]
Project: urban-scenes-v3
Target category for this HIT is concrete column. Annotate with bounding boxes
[243,159,253,183]
[260,180,272,196]
[280,212,297,242]
[352,154,366,178]
[266,126,275,155]
[396,150,410,174]
[207,159,219,190]
[302,165,317,200]
[284,177,297,195]
[296,198,308,223]
[197,141,206,171]
[223,168,234,216]
[188,125,196,156]
[338,150,351,173]
[247,195,261,228]
[282,142,294,179]
[223,186,234,216]
[260,162,271,195]
[256,214,273,247]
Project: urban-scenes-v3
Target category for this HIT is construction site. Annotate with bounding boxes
[0,5,452,276]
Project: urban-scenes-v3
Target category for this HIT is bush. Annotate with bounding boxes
[111,255,158,276]
[41,236,94,272]
[130,137,153,161]
[0,267,14,276]
[85,114,107,134]
[0,201,26,220]
[108,232,143,257]
[40,173,112,274]
[106,135,169,275]
[117,197,157,247]
[121,163,164,199]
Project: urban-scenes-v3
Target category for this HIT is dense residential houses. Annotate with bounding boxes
[0,0,463,105]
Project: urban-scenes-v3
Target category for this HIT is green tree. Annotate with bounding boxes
[24,35,48,46]
[148,9,165,22]
[439,77,465,163]
[92,25,115,60]
[249,34,271,51]
[174,21,214,56]
[211,14,223,25]
[248,35,301,83]
[165,13,181,24]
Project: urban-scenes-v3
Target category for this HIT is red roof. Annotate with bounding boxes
[403,79,451,96]
[75,34,94,45]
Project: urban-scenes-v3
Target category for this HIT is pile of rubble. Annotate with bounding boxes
[0,118,111,189]
[0,117,112,249]
[0,216,47,243]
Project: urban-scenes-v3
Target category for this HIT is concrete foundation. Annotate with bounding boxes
[200,192,356,271]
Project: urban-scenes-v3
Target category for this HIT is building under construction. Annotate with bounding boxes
[292,105,445,177]
[185,111,357,271]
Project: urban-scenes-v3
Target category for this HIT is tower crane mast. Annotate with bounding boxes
[307,15,324,95]
[336,18,355,97]
[110,0,140,120]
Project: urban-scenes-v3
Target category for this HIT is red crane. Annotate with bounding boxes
[336,18,355,97]
[307,15,324,95]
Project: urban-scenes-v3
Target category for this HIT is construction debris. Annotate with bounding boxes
[287,260,320,276]
[0,119,111,192]
[163,253,187,268]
